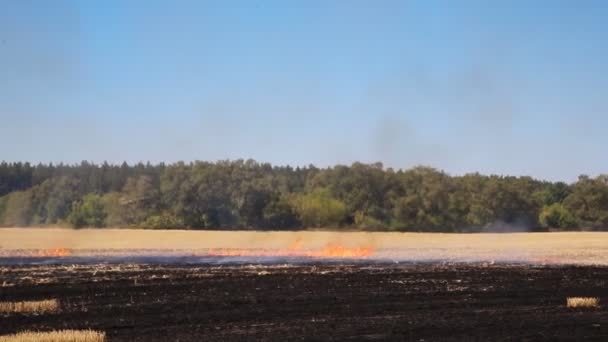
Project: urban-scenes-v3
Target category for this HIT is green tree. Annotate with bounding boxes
[563,175,608,230]
[101,192,129,227]
[118,175,160,225]
[390,167,453,231]
[39,177,81,224]
[160,162,235,228]
[290,188,347,228]
[0,195,8,225]
[142,211,184,229]
[68,193,107,228]
[539,203,577,229]
[1,190,34,226]
[6,159,608,232]
[354,210,386,230]
[262,195,300,229]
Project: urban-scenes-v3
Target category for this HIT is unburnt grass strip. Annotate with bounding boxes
[566,297,600,308]
[0,299,59,315]
[0,330,105,342]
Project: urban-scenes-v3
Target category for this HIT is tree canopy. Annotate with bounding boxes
[0,160,607,231]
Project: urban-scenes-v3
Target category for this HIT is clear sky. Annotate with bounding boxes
[1,1,607,182]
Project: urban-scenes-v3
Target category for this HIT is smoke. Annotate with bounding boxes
[480,220,530,233]
[372,116,447,169]
[360,32,525,174]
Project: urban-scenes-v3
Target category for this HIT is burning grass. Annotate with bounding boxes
[0,330,104,342]
[37,248,72,257]
[207,241,374,258]
[2,229,608,265]
[0,299,59,314]
[566,297,600,308]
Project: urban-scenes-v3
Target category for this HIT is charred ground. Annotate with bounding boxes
[1,263,608,341]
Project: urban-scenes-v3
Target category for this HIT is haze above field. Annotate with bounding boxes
[1,1,608,182]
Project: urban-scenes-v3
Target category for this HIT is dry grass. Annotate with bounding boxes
[1,228,606,250]
[0,330,105,342]
[1,228,608,265]
[566,297,600,308]
[0,299,59,314]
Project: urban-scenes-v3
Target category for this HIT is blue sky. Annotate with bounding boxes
[1,0,607,182]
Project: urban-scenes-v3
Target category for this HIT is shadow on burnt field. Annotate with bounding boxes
[1,263,607,341]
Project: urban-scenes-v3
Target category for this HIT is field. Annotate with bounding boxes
[1,229,608,341]
[1,263,607,341]
[1,229,608,265]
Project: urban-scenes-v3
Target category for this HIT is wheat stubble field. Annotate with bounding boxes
[1,229,608,264]
[1,229,608,341]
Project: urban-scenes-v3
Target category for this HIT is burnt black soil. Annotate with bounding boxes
[1,263,608,341]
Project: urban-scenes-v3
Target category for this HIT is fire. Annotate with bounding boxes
[207,240,373,259]
[36,248,72,257]
[306,244,374,258]
[288,238,303,251]
[529,257,563,264]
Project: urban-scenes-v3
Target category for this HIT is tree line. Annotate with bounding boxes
[0,160,607,231]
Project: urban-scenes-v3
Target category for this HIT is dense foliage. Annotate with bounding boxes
[1,160,607,231]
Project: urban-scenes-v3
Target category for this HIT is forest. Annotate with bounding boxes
[0,160,607,231]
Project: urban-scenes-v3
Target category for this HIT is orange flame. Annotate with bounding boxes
[529,257,562,264]
[36,248,72,257]
[306,244,374,258]
[207,240,373,259]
